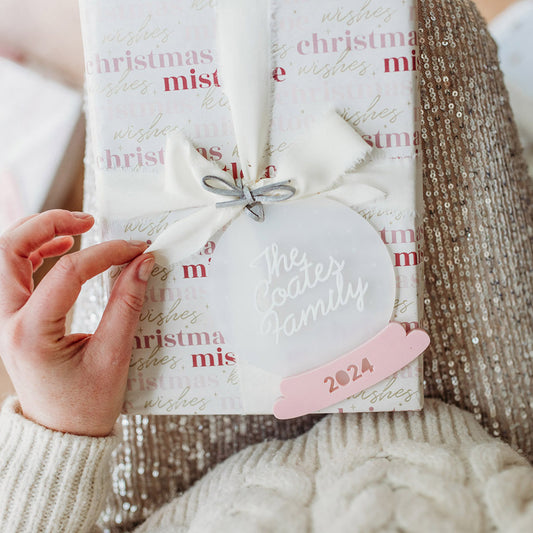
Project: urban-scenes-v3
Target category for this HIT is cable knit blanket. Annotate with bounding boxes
[1,398,532,532]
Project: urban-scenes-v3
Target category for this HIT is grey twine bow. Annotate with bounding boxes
[201,175,296,222]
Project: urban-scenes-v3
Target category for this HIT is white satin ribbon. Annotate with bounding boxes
[96,0,399,266]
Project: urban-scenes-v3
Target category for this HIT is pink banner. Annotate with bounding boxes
[273,323,430,419]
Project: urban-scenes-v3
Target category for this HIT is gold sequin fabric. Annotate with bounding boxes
[419,0,533,460]
[72,0,533,530]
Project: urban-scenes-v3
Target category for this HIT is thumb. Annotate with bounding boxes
[92,254,154,365]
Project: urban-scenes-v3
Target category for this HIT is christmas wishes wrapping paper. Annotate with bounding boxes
[80,0,426,415]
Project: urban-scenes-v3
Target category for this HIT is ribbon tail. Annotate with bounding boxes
[164,131,229,205]
[96,132,227,220]
[339,160,418,211]
[96,169,182,219]
[217,0,271,185]
[146,205,240,266]
[275,110,372,199]
[325,183,386,206]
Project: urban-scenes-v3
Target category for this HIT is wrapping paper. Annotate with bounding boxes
[80,0,424,415]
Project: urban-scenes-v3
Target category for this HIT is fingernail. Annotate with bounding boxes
[72,211,93,220]
[138,256,155,281]
[129,240,148,248]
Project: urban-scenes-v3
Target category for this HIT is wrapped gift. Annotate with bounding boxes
[0,57,83,233]
[80,0,428,416]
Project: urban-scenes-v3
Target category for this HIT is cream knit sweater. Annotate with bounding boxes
[0,397,532,533]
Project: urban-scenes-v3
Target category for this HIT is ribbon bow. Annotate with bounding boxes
[202,175,296,222]
[96,0,392,266]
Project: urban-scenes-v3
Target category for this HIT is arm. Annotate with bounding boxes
[0,398,117,532]
[0,210,154,532]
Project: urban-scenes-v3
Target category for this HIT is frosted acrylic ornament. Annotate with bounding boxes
[207,196,397,379]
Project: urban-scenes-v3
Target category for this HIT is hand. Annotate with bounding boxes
[0,210,154,437]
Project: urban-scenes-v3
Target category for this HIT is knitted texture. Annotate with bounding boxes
[3,398,532,532]
[133,400,533,533]
[70,0,533,530]
[0,398,117,533]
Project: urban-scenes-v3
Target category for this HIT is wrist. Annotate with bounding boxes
[0,397,118,532]
[18,397,119,438]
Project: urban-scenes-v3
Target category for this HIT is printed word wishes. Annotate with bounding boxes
[139,298,202,326]
[252,244,368,343]
[130,345,179,371]
[349,376,418,404]
[341,95,403,126]
[322,1,397,25]
[143,388,209,412]
[124,211,170,236]
[101,15,172,47]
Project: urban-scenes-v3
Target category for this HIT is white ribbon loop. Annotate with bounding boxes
[216,0,272,185]
[97,1,394,266]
